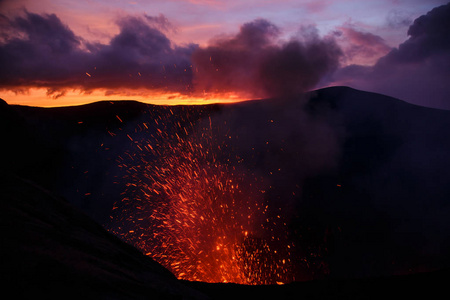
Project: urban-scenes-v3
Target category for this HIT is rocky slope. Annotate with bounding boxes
[0,174,207,299]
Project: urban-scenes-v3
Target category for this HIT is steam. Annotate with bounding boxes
[192,19,342,98]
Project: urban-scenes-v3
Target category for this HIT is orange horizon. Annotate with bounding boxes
[1,88,254,108]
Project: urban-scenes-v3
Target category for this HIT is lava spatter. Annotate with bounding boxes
[109,107,296,284]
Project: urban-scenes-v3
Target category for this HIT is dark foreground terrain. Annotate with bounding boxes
[186,269,449,300]
[1,174,206,299]
[1,174,448,299]
[1,86,450,297]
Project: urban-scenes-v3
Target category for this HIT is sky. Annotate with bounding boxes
[0,0,449,108]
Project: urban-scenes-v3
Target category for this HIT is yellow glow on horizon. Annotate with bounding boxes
[1,88,253,107]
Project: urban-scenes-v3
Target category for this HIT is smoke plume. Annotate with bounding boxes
[192,19,342,98]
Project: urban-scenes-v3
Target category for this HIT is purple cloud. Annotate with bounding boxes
[332,3,450,109]
[3,4,449,107]
[0,12,342,100]
[0,11,196,97]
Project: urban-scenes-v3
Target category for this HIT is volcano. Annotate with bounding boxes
[1,86,450,297]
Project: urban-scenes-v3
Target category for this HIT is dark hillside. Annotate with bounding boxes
[1,86,450,281]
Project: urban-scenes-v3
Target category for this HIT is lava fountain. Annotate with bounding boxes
[109,107,296,284]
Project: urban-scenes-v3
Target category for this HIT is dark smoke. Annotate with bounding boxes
[192,19,342,98]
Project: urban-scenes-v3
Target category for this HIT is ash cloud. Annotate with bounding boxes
[190,20,345,216]
[192,19,342,98]
[333,3,450,109]
[1,13,342,100]
[0,11,196,95]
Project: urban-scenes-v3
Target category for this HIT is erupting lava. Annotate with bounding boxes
[109,107,295,284]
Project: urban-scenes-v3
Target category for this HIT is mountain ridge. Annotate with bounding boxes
[1,86,449,284]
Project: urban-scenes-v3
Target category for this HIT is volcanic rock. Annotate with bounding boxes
[0,174,207,299]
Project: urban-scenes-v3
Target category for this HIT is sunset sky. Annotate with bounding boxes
[1,0,449,108]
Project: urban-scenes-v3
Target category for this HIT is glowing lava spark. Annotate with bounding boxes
[109,107,296,284]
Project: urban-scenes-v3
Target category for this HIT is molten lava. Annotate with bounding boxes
[109,107,297,284]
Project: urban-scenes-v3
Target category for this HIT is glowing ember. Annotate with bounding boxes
[109,107,296,284]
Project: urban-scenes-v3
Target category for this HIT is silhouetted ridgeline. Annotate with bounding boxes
[1,87,450,295]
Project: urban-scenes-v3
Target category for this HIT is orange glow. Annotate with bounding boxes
[109,108,295,284]
[0,88,252,107]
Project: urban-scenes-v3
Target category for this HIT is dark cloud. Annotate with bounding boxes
[143,13,177,33]
[1,13,342,100]
[381,3,450,64]
[0,12,83,86]
[333,3,450,109]
[0,11,196,95]
[14,12,80,53]
[192,19,342,98]
[6,6,449,107]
